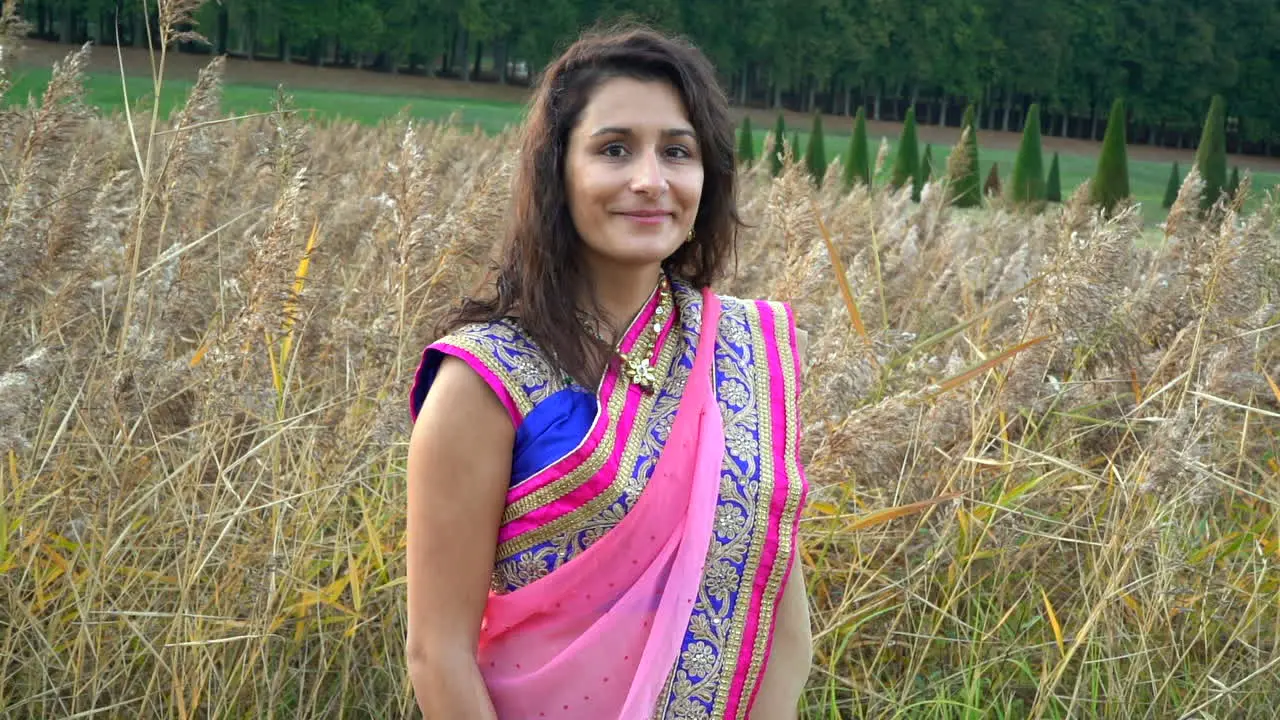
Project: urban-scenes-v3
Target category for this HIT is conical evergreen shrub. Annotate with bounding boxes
[737,116,755,168]
[1162,162,1180,209]
[843,107,871,188]
[1090,98,1130,213]
[770,113,786,176]
[1227,166,1241,198]
[914,144,933,202]
[948,105,982,208]
[804,112,826,184]
[790,130,801,163]
[1009,103,1046,207]
[1194,95,1227,210]
[1046,152,1062,203]
[890,107,919,190]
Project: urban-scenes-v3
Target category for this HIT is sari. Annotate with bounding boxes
[409,278,809,719]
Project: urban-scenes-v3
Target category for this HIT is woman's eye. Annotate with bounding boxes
[602,143,628,157]
[666,145,693,159]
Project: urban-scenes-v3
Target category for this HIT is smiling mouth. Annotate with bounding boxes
[616,212,672,225]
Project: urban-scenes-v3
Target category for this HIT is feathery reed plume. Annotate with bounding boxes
[0,43,91,306]
[0,348,54,453]
[2,47,1279,717]
[158,0,209,47]
[233,166,309,365]
[160,56,226,202]
[1164,166,1204,242]
[0,0,30,101]
[942,126,973,206]
[874,137,890,179]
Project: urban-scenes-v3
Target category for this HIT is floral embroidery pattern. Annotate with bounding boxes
[681,641,718,679]
[654,295,765,717]
[439,284,801,719]
[431,318,569,419]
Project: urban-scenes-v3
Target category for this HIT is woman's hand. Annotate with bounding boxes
[405,356,515,719]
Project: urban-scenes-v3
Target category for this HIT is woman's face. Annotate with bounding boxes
[564,77,704,277]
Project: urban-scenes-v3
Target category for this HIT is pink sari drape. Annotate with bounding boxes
[476,290,724,719]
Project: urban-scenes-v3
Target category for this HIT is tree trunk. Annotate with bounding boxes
[771,80,781,109]
[454,27,470,80]
[442,28,454,74]
[63,2,75,42]
[807,79,817,113]
[279,30,290,63]
[872,86,881,121]
[473,40,483,79]
[739,63,749,106]
[245,11,257,60]
[333,36,342,66]
[496,40,510,84]
[1001,94,1014,132]
[216,3,229,55]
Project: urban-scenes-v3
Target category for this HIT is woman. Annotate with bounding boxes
[405,25,811,719]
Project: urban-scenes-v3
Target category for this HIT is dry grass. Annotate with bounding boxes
[3,35,1280,720]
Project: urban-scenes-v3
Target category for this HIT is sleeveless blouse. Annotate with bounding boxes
[410,279,808,718]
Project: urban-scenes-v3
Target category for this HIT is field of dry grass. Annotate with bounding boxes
[3,27,1280,720]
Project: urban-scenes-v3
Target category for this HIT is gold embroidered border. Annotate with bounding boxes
[494,303,686,561]
[651,285,704,716]
[710,299,775,720]
[436,331,536,418]
[498,284,666,522]
[734,302,805,720]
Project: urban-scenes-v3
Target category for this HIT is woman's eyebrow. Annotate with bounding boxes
[589,126,697,139]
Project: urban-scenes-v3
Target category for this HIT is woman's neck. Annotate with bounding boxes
[581,261,664,342]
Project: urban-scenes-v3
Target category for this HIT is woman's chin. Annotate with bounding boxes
[589,241,682,269]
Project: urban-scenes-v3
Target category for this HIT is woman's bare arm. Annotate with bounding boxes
[405,355,515,720]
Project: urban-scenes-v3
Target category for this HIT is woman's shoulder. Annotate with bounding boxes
[411,317,568,425]
[710,291,798,333]
[433,316,528,349]
[707,290,808,363]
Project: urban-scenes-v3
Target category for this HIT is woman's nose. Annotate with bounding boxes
[629,148,668,196]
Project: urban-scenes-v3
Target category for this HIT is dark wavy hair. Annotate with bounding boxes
[444,23,742,386]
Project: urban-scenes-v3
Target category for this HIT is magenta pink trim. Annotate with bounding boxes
[472,291,724,720]
[725,301,794,718]
[409,343,522,428]
[495,290,680,544]
[782,303,810,498]
[617,279,663,354]
[503,368,621,506]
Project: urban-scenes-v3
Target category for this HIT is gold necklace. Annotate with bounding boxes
[579,276,673,393]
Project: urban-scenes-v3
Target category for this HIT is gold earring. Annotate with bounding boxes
[686,228,695,244]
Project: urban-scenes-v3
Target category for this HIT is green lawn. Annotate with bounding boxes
[7,67,525,130]
[10,66,1277,224]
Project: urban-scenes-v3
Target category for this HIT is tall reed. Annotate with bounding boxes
[1,37,1278,720]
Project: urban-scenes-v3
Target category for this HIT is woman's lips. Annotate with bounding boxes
[617,212,671,226]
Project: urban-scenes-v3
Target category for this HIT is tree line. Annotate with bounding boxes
[23,0,1280,158]
[749,93,1241,218]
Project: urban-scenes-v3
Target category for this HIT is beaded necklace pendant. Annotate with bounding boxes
[575,275,673,394]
